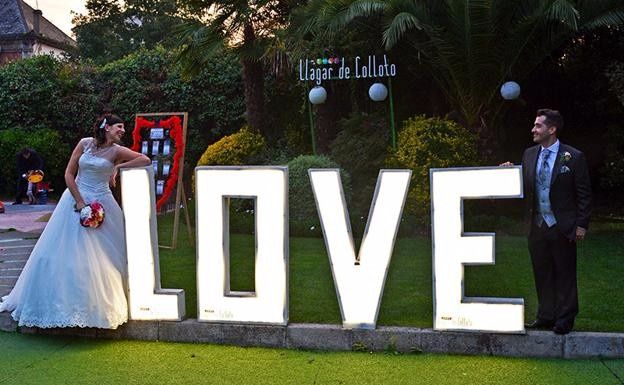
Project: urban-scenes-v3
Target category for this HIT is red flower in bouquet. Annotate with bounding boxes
[79,202,105,228]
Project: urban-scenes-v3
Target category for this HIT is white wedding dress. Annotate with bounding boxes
[0,138,128,329]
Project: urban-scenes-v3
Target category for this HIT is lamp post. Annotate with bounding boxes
[307,86,327,155]
[368,80,397,150]
[299,54,399,152]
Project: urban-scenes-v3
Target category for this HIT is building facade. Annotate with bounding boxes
[0,0,76,64]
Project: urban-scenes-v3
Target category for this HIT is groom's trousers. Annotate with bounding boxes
[528,221,578,329]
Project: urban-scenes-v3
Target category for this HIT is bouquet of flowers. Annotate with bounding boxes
[79,202,105,228]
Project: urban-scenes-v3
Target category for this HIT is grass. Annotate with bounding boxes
[1,332,623,384]
[3,205,624,384]
[156,212,624,332]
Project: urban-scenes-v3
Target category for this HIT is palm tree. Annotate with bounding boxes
[295,0,624,159]
[175,1,301,139]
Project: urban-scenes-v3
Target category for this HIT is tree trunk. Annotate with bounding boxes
[474,117,497,163]
[241,23,266,137]
[459,108,498,164]
[242,58,266,135]
[315,82,349,153]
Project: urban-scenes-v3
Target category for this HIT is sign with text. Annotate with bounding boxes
[121,165,525,334]
[298,55,397,85]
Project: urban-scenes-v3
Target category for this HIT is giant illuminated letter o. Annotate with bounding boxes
[195,166,288,325]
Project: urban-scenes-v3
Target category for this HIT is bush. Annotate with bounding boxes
[287,155,351,237]
[386,115,478,229]
[101,47,245,167]
[264,76,307,146]
[0,50,246,169]
[603,64,624,193]
[606,62,624,107]
[330,112,390,217]
[0,55,100,146]
[0,129,71,196]
[600,124,624,191]
[0,55,64,131]
[176,53,246,166]
[194,127,266,226]
[196,126,266,167]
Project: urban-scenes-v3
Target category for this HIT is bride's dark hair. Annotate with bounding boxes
[93,113,124,147]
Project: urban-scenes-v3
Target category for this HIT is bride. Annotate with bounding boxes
[0,114,150,329]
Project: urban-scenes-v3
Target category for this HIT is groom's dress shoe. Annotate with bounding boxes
[526,319,554,329]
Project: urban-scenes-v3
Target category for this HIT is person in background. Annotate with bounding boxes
[13,148,43,205]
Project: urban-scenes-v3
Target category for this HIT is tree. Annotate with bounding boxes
[73,0,185,64]
[295,0,624,159]
[175,0,303,139]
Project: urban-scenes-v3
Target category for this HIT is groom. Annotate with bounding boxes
[520,109,592,335]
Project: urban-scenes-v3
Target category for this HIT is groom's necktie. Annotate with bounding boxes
[539,149,551,185]
[536,148,556,227]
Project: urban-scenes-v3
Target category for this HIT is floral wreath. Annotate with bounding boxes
[131,115,185,210]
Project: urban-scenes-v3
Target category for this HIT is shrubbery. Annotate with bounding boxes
[0,55,100,143]
[600,125,624,191]
[603,64,624,193]
[0,56,65,131]
[387,115,478,229]
[194,127,266,232]
[606,62,624,107]
[287,155,351,236]
[0,49,246,195]
[196,126,266,167]
[99,47,246,168]
[0,129,70,195]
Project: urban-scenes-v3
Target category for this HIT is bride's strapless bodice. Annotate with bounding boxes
[76,153,114,196]
[75,138,119,198]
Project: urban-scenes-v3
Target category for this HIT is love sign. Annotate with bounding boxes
[121,165,525,333]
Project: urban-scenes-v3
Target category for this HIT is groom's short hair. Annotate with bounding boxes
[537,109,564,134]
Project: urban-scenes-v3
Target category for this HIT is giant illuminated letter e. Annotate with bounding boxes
[431,166,524,333]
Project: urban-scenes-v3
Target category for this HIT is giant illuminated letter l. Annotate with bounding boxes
[121,166,185,321]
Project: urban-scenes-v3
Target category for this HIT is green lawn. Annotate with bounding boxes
[157,214,624,332]
[1,332,623,385]
[2,210,624,384]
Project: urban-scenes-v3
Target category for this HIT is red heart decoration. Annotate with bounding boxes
[131,115,185,211]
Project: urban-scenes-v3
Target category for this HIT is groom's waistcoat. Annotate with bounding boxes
[521,142,592,240]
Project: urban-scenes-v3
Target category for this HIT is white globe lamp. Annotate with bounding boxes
[500,81,521,100]
[369,82,388,101]
[309,86,327,104]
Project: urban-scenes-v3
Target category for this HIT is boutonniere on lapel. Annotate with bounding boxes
[560,151,572,163]
[559,151,572,173]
